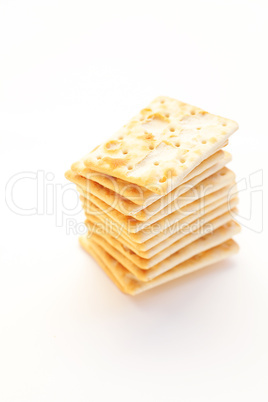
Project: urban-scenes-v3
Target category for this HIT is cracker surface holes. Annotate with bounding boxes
[105,140,120,150]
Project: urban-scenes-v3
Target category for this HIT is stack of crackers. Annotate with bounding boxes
[65,96,240,295]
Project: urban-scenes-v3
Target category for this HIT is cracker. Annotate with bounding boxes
[87,207,239,272]
[74,152,232,220]
[87,220,240,279]
[85,199,239,259]
[70,149,228,206]
[80,237,239,295]
[81,168,235,232]
[73,96,238,195]
[83,182,237,243]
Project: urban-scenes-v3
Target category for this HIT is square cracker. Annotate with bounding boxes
[87,209,239,273]
[81,167,236,232]
[87,220,240,280]
[70,149,228,206]
[74,96,238,195]
[85,198,239,260]
[77,152,232,220]
[83,183,237,244]
[80,237,239,295]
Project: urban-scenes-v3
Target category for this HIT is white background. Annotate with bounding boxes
[1,1,268,401]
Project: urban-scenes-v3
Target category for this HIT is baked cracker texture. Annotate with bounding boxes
[65,96,240,295]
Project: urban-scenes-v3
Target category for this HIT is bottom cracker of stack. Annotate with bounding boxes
[80,236,239,295]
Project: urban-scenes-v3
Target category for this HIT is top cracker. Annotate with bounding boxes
[78,96,238,195]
